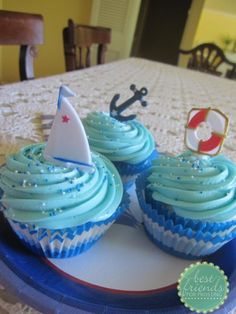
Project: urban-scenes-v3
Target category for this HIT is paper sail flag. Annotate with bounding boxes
[185,107,229,156]
[44,86,94,172]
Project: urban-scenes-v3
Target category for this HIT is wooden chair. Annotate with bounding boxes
[63,19,111,71]
[0,10,44,81]
[179,43,236,79]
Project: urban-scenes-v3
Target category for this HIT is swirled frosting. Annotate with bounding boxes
[0,143,123,229]
[147,151,236,222]
[83,112,155,164]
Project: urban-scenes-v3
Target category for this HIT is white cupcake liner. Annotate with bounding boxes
[7,219,113,258]
[4,193,129,258]
[136,173,236,259]
[143,213,230,259]
[121,174,136,190]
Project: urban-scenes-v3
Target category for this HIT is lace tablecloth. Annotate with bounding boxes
[0,58,236,313]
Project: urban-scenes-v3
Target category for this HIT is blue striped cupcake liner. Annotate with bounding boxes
[136,173,236,259]
[143,208,236,259]
[145,193,236,235]
[113,149,158,176]
[144,222,228,260]
[121,174,137,190]
[114,149,158,190]
[4,192,129,258]
[136,171,236,236]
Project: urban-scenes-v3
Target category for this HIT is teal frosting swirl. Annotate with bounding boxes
[83,112,155,164]
[147,151,236,222]
[0,143,123,229]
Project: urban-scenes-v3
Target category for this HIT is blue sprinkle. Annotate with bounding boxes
[177,176,180,180]
[47,166,55,172]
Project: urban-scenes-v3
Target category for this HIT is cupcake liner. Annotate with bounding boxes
[144,223,226,260]
[113,149,158,177]
[4,193,129,258]
[118,182,144,228]
[121,174,136,190]
[136,171,236,236]
[7,219,113,258]
[142,193,236,241]
[143,212,236,259]
[136,173,236,259]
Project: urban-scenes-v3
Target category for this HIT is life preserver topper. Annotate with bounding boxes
[185,108,229,156]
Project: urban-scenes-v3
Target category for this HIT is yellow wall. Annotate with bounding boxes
[204,0,236,15]
[194,8,236,49]
[178,0,205,67]
[1,0,92,83]
[194,0,236,52]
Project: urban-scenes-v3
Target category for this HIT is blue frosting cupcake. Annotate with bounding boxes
[83,112,157,187]
[0,143,126,258]
[136,151,236,259]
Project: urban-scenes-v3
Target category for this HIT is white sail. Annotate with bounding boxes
[44,86,94,172]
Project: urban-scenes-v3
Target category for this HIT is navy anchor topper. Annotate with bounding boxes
[109,84,148,122]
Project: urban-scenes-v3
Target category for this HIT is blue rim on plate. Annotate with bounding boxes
[0,211,236,313]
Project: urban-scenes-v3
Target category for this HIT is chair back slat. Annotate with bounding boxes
[0,10,44,81]
[179,43,236,79]
[86,47,91,68]
[200,48,205,67]
[0,10,43,45]
[63,19,111,71]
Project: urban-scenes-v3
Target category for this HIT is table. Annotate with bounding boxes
[0,58,236,314]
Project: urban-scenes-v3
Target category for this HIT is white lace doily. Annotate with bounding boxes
[0,58,236,166]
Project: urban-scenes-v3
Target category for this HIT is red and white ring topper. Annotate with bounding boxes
[185,108,229,156]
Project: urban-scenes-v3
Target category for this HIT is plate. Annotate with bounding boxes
[0,188,236,313]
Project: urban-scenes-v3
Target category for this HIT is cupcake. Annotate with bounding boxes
[137,106,236,259]
[0,86,126,258]
[83,84,158,187]
[83,111,157,187]
[0,144,125,258]
[137,151,236,259]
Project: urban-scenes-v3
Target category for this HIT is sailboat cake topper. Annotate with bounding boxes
[44,86,94,172]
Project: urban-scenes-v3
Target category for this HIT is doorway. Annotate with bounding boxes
[132,0,192,65]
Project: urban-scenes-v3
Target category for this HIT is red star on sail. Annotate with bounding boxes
[62,115,70,123]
